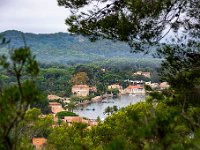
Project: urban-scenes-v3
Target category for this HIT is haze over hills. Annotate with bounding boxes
[0,30,159,67]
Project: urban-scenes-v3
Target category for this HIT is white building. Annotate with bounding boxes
[72,85,90,97]
[125,85,145,94]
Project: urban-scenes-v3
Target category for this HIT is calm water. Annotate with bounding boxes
[74,94,146,120]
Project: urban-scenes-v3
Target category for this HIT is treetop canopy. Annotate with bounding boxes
[58,0,200,51]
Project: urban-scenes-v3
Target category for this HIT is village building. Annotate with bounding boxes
[125,85,145,94]
[150,83,160,89]
[48,94,70,103]
[48,94,62,100]
[160,82,170,89]
[32,138,47,150]
[63,116,82,125]
[63,116,98,127]
[72,85,90,97]
[108,84,123,93]
[133,71,151,78]
[49,102,64,114]
[89,86,97,93]
[145,82,160,89]
[88,120,98,126]
[108,84,122,90]
[124,80,144,85]
[142,72,151,78]
[133,71,143,76]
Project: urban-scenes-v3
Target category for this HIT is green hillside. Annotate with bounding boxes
[0,30,159,66]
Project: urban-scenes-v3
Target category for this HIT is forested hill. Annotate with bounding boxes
[0,30,158,66]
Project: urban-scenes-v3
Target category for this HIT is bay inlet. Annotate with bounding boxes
[74,94,146,120]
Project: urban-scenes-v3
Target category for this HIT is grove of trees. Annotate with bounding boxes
[0,0,200,149]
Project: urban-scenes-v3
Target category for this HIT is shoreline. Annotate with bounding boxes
[73,94,146,120]
[75,94,113,107]
[74,93,146,107]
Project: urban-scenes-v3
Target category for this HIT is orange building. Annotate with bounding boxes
[49,102,64,114]
[63,116,98,126]
[72,85,90,97]
[63,116,83,125]
[32,138,47,150]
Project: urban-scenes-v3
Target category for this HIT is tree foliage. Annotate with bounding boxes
[54,1,200,149]
[56,111,78,119]
[1,0,200,149]
[71,71,89,85]
[0,45,43,150]
[17,108,54,149]
[58,0,200,51]
[47,123,91,150]
[2,30,158,65]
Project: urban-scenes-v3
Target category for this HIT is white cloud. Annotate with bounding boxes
[0,0,70,33]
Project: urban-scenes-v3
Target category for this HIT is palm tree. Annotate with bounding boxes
[104,106,112,115]
[112,105,118,112]
[66,102,76,112]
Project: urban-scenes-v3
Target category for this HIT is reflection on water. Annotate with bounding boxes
[74,94,146,120]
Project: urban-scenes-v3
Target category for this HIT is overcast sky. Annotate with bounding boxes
[0,0,70,33]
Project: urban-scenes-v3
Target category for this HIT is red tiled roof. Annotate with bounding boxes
[127,85,143,89]
[49,102,61,106]
[32,138,47,149]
